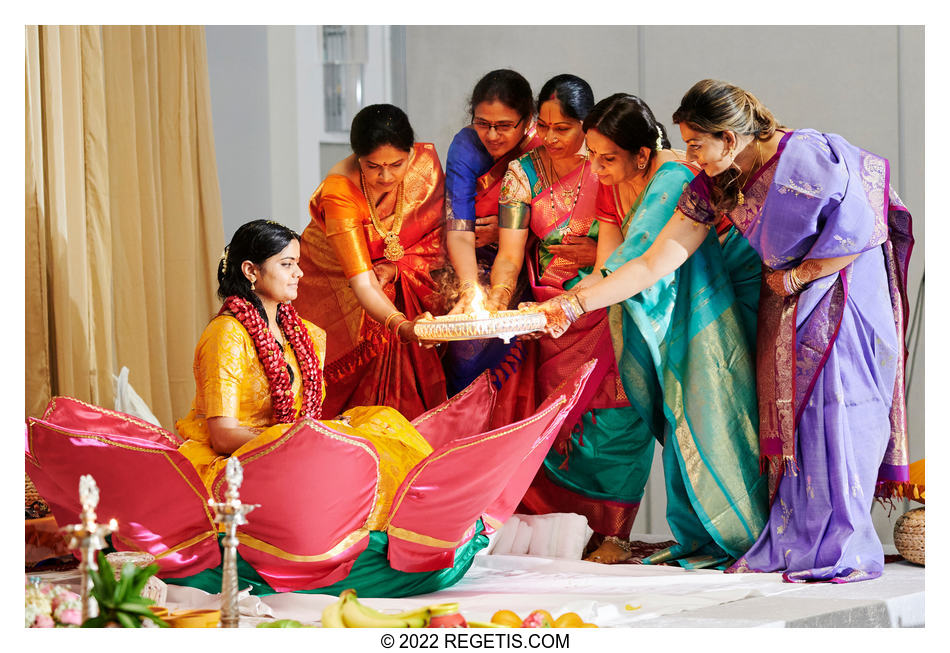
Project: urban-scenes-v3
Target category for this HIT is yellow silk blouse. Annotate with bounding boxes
[177,315,327,438]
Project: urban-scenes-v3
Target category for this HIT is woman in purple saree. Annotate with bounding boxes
[537,79,912,583]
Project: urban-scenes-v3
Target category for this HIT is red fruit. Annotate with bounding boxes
[521,610,554,628]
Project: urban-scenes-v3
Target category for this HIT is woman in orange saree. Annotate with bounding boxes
[295,104,446,421]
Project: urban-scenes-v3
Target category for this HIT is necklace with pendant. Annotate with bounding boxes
[550,156,586,235]
[360,170,405,261]
[736,140,763,207]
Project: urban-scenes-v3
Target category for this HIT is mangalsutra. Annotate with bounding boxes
[360,170,405,261]
[549,156,587,234]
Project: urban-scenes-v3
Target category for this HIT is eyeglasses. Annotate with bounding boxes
[471,116,524,136]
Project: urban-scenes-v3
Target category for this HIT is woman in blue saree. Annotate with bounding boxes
[541,93,769,568]
[443,69,541,426]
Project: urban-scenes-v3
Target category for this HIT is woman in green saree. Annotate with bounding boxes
[559,94,768,568]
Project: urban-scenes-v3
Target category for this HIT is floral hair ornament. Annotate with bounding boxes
[655,126,664,151]
[220,246,230,274]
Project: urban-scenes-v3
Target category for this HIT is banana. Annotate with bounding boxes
[341,597,408,628]
[342,594,429,628]
[321,589,355,628]
[392,606,431,628]
[321,598,346,628]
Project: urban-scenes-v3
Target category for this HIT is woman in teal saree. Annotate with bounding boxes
[566,94,768,567]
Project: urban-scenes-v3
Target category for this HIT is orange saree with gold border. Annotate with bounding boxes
[295,143,447,420]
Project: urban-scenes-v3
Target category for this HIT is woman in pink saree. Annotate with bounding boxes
[490,75,651,564]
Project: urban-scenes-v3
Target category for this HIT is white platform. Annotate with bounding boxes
[170,553,925,628]
[31,549,924,628]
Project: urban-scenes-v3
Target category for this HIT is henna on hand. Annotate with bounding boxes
[549,235,598,268]
[764,269,791,297]
[373,261,398,286]
[796,259,824,283]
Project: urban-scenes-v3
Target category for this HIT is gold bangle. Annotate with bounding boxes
[785,267,805,294]
[491,282,514,297]
[574,292,588,314]
[395,319,413,343]
[565,293,585,318]
[384,311,407,332]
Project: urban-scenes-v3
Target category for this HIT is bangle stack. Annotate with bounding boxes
[783,267,807,295]
[557,292,587,324]
[384,310,408,333]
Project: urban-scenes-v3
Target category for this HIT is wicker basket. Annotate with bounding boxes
[25,473,50,518]
[893,507,925,565]
[106,552,168,605]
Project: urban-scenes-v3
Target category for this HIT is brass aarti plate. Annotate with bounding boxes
[414,309,546,343]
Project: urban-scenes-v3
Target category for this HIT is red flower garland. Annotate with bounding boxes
[221,295,323,423]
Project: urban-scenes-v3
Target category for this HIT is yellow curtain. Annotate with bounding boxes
[25,26,224,428]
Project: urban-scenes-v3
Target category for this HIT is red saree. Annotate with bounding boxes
[296,143,447,420]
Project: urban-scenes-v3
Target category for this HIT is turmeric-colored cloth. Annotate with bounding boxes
[905,458,925,503]
[324,406,433,530]
[176,314,328,489]
[176,316,434,522]
[296,143,447,420]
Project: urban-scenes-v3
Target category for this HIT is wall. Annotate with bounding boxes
[205,26,274,241]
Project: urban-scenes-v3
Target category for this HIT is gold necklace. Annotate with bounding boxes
[547,155,585,233]
[736,140,763,206]
[359,170,405,261]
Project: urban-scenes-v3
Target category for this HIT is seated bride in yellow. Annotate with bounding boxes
[176,219,432,530]
[25,218,593,597]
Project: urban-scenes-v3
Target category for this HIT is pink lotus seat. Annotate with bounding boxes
[386,361,595,572]
[26,397,219,578]
[25,362,594,591]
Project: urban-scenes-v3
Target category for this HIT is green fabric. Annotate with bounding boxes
[541,406,654,504]
[164,521,489,598]
[603,162,768,567]
[519,151,652,516]
[718,225,761,349]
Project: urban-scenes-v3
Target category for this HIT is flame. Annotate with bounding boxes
[469,284,490,319]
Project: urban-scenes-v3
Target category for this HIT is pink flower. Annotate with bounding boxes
[33,614,55,628]
[51,590,79,611]
[57,608,82,626]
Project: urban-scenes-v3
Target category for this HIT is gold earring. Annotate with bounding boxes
[251,279,256,291]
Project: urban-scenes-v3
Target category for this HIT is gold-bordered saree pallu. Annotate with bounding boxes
[296,143,447,420]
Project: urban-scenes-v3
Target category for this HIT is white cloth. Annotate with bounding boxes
[491,513,593,560]
[113,366,162,427]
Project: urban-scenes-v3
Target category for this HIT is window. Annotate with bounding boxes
[321,25,368,134]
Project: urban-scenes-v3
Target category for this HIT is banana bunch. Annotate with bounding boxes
[321,589,430,628]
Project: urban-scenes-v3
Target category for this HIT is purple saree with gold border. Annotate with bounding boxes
[678,129,913,582]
